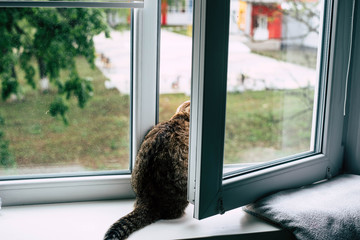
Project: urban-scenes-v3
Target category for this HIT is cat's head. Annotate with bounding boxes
[176,100,190,115]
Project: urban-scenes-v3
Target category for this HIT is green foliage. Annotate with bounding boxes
[49,97,69,125]
[0,115,16,168]
[64,73,93,108]
[0,8,110,124]
[1,77,19,100]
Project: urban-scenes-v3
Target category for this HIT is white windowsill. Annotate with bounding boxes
[0,199,293,240]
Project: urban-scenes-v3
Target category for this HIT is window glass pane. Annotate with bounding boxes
[224,0,322,173]
[159,0,192,122]
[0,8,131,176]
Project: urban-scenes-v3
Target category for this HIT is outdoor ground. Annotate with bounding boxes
[0,61,313,175]
[0,29,315,176]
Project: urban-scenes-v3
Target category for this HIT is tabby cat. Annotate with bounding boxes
[104,101,191,240]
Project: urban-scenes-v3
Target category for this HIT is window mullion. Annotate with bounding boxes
[132,0,160,169]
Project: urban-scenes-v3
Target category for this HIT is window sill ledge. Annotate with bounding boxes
[0,199,293,240]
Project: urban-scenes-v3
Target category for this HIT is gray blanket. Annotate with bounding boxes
[244,174,360,240]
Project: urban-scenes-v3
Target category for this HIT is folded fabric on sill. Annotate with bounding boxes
[243,174,360,240]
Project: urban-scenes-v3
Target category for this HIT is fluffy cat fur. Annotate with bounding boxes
[104,101,190,240]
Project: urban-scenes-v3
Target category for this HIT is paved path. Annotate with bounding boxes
[94,30,131,93]
[94,30,317,95]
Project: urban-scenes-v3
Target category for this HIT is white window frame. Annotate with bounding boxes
[188,0,356,220]
[0,0,161,206]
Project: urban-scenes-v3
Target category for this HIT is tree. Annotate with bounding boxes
[281,0,320,35]
[104,8,130,30]
[0,8,110,123]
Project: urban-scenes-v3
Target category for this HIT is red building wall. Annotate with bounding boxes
[251,4,282,39]
[161,1,168,25]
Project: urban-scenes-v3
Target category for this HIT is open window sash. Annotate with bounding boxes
[188,0,354,220]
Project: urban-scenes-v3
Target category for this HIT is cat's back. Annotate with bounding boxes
[138,112,189,161]
[132,112,190,197]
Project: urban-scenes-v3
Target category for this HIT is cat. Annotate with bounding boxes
[104,100,191,240]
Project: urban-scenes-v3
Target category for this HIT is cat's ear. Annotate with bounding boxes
[176,100,190,113]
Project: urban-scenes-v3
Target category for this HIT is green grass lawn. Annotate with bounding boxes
[1,57,131,173]
[0,57,314,174]
[161,89,314,165]
[224,89,313,164]
[252,48,318,70]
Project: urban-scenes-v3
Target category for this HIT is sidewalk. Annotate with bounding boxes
[93,30,317,95]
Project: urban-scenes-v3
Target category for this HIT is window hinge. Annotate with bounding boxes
[217,197,225,215]
[326,166,332,179]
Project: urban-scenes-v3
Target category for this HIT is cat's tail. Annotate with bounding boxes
[104,204,160,240]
